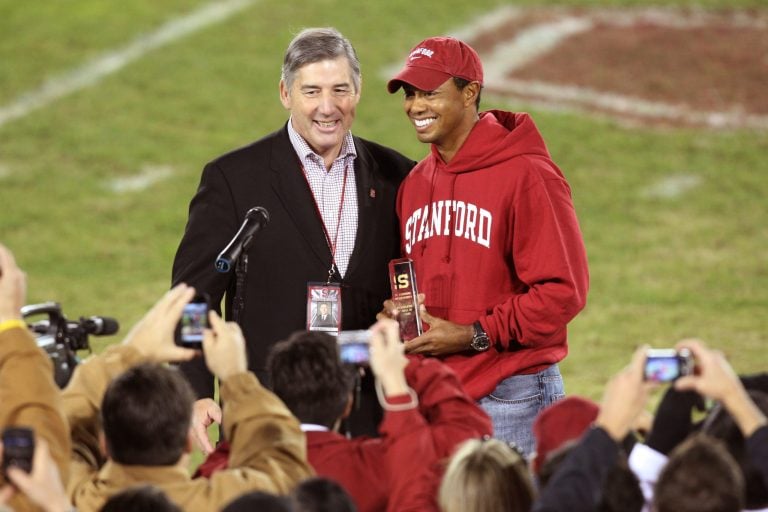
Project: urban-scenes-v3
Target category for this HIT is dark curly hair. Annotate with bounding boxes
[267,330,356,428]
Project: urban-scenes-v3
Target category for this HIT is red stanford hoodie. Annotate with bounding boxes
[397,110,589,400]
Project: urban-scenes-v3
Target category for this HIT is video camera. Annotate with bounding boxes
[21,302,119,388]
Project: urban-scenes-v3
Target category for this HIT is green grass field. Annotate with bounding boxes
[1,0,766,430]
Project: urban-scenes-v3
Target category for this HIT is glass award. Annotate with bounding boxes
[388,258,423,341]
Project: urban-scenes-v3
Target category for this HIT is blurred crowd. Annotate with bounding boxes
[0,241,766,512]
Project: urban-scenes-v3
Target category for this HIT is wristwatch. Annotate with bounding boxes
[470,321,491,352]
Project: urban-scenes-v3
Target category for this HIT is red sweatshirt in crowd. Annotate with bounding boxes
[195,357,492,512]
[397,110,589,400]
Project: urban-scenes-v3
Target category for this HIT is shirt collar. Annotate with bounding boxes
[301,423,331,432]
[287,117,357,167]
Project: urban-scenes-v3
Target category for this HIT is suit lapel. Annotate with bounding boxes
[346,137,380,278]
[268,126,332,269]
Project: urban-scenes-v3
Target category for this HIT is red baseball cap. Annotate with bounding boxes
[531,396,600,475]
[387,36,484,94]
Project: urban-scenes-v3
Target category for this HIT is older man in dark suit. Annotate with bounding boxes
[172,27,414,451]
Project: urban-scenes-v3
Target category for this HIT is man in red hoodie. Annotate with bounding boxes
[385,36,590,456]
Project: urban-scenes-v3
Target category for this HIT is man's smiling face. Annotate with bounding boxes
[280,56,360,167]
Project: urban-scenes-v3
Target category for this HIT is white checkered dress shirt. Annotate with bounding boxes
[287,120,358,277]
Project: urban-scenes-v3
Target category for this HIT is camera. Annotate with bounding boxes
[175,293,210,348]
[337,330,371,365]
[644,348,694,383]
[22,302,119,388]
[2,427,34,477]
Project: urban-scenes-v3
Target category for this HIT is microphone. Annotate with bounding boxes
[215,206,270,273]
[80,316,120,336]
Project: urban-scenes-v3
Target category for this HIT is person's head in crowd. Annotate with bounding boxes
[653,434,744,512]
[596,455,644,512]
[438,437,535,512]
[280,27,361,168]
[221,490,294,512]
[100,485,182,512]
[267,330,355,430]
[533,395,643,511]
[101,362,196,465]
[290,477,357,512]
[701,390,768,509]
[531,395,599,476]
[536,440,576,488]
[537,441,643,512]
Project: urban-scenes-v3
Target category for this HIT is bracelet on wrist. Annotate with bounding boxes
[0,319,27,335]
[375,379,418,411]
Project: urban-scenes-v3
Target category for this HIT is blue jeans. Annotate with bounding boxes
[477,364,565,458]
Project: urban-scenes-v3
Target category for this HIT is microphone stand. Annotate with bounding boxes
[232,235,254,325]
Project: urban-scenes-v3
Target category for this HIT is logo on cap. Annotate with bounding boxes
[408,47,435,61]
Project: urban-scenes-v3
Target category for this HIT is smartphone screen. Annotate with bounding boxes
[176,294,209,348]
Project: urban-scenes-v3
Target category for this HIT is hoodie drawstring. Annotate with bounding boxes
[442,173,458,264]
[421,162,458,265]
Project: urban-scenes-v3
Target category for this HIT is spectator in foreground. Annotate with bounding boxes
[197,318,492,512]
[63,284,312,511]
[701,390,768,509]
[438,437,535,512]
[0,243,71,512]
[653,434,744,512]
[291,477,357,512]
[532,345,655,512]
[221,490,293,512]
[532,340,768,512]
[532,396,643,512]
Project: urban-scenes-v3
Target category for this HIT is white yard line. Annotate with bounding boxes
[641,175,702,199]
[0,0,257,129]
[107,165,174,193]
[480,16,594,83]
[449,5,524,41]
[487,79,768,130]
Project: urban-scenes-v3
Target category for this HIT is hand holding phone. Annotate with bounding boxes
[175,293,210,348]
[2,426,34,476]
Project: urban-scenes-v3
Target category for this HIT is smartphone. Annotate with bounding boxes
[175,293,210,348]
[337,330,371,365]
[644,348,694,383]
[2,427,34,476]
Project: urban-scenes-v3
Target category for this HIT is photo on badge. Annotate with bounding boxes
[306,283,341,333]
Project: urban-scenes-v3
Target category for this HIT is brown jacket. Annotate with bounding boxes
[63,345,312,511]
[0,326,71,512]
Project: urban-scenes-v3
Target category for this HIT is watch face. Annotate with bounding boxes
[471,335,490,352]
[471,321,490,352]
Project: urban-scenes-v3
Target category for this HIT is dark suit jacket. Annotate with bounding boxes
[172,123,414,399]
[311,313,338,329]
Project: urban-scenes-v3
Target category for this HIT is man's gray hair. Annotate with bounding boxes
[281,27,361,92]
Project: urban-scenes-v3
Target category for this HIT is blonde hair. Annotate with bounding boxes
[438,438,535,512]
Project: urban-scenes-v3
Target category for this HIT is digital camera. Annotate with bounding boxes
[644,348,694,383]
[337,330,371,365]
